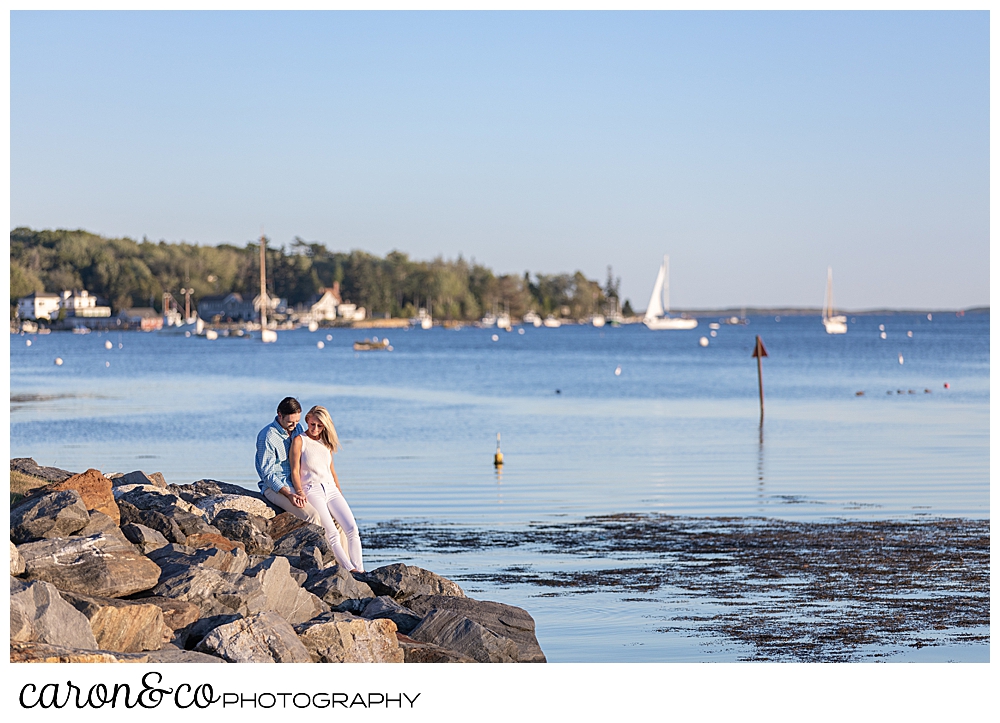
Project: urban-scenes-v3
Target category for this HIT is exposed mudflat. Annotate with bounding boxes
[367,515,990,661]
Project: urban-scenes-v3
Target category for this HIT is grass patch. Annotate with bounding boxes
[10,470,52,506]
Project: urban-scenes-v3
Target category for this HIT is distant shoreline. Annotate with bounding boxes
[669,306,989,317]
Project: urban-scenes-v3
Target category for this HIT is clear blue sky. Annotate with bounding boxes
[10,11,989,310]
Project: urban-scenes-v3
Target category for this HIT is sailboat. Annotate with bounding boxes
[822,267,847,335]
[158,291,204,336]
[259,234,277,343]
[643,255,698,330]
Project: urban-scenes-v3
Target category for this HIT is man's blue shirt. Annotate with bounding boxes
[256,417,304,493]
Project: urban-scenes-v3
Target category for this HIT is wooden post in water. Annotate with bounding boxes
[752,335,768,422]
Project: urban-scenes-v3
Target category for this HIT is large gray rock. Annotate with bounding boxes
[75,510,119,537]
[148,543,250,578]
[408,609,519,663]
[170,479,260,505]
[272,524,336,565]
[395,633,477,663]
[116,487,206,518]
[243,556,329,624]
[405,594,546,663]
[195,494,276,522]
[113,470,167,489]
[357,564,465,602]
[359,596,423,635]
[136,596,201,632]
[304,565,374,607]
[172,511,222,538]
[117,499,187,543]
[149,566,267,618]
[10,458,74,483]
[144,644,226,663]
[11,541,26,576]
[10,577,99,650]
[18,532,162,598]
[212,510,274,555]
[10,489,90,543]
[58,590,171,652]
[10,641,148,663]
[171,614,243,650]
[195,611,312,663]
[121,523,169,554]
[294,612,404,663]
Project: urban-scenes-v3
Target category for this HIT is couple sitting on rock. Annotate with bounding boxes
[255,397,364,573]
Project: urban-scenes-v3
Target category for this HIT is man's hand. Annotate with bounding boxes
[291,492,306,508]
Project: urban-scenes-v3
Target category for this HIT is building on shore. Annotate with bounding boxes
[117,307,163,331]
[17,290,111,321]
[17,292,61,320]
[58,290,112,318]
[198,293,256,322]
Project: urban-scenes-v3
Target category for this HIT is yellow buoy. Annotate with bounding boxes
[493,432,503,467]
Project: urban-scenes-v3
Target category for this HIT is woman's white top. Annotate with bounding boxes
[299,434,335,490]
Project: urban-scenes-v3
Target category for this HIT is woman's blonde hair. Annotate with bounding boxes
[305,405,342,452]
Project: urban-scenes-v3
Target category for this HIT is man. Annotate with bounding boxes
[255,396,321,524]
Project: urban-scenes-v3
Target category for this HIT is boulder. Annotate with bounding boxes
[295,612,404,663]
[359,595,423,635]
[19,533,162,598]
[11,541,26,576]
[149,566,266,618]
[58,591,171,652]
[113,470,167,489]
[356,564,465,602]
[10,578,99,650]
[10,489,90,543]
[195,611,312,663]
[243,556,329,624]
[121,523,169,554]
[117,499,187,543]
[173,511,222,538]
[50,468,120,524]
[170,479,259,505]
[272,524,335,563]
[267,512,310,541]
[195,494,276,522]
[395,633,477,663]
[304,565,374,607]
[405,594,546,663]
[408,609,519,663]
[172,613,242,649]
[136,596,201,631]
[116,487,206,518]
[76,510,120,537]
[184,532,244,553]
[10,458,73,483]
[144,645,226,663]
[10,641,149,663]
[148,543,250,577]
[212,510,275,555]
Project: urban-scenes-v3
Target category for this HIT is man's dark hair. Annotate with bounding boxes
[277,397,301,416]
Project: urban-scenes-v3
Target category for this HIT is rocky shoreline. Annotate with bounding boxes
[9,458,546,664]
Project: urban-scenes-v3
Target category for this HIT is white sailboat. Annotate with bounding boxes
[158,291,204,336]
[259,235,277,343]
[643,255,698,330]
[822,267,847,335]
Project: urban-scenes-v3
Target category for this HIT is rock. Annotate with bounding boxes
[212,510,275,555]
[395,633,477,663]
[183,532,244,553]
[405,595,546,663]
[148,543,250,577]
[76,510,119,536]
[243,556,329,624]
[195,494,277,522]
[50,468,120,524]
[121,523,169,554]
[10,641,150,663]
[171,614,243,649]
[116,487,206,519]
[359,595,423,635]
[267,511,310,541]
[356,563,465,602]
[195,611,312,663]
[408,609,519,663]
[11,541,25,575]
[10,578,99,649]
[304,565,374,607]
[272,523,335,563]
[19,533,162,598]
[58,591,171,652]
[10,458,73,483]
[173,511,222,538]
[149,566,266,618]
[113,470,167,489]
[10,489,90,543]
[295,612,404,663]
[144,645,226,663]
[112,483,163,497]
[136,596,201,631]
[117,499,187,543]
[170,479,260,505]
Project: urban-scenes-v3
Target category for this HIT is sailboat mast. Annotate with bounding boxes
[824,267,833,320]
[259,234,268,330]
[663,255,670,314]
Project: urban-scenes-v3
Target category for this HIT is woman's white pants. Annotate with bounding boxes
[304,483,364,572]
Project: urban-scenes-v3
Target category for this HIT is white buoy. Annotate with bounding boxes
[907,331,913,338]
[25,340,31,347]
[898,354,904,365]
[879,324,885,331]
[105,340,113,349]
[699,336,709,347]
[614,365,621,376]
[491,334,499,342]
[308,321,319,332]
[927,313,932,321]
[710,330,717,337]
[105,361,110,367]
[54,357,63,366]
[880,332,887,339]
[317,341,325,349]
[205,329,218,340]
[184,331,191,338]
[118,342,123,349]
[326,334,332,341]
[518,328,525,335]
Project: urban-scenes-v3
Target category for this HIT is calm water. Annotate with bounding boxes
[8,312,990,661]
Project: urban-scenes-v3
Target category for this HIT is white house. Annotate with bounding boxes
[59,290,111,318]
[17,292,61,320]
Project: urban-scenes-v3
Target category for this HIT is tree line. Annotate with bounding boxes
[10,228,632,321]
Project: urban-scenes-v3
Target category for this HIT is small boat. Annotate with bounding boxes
[543,315,562,328]
[353,337,392,351]
[71,326,91,334]
[642,255,698,330]
[590,314,606,328]
[480,312,497,327]
[496,312,512,331]
[523,310,542,327]
[822,267,848,334]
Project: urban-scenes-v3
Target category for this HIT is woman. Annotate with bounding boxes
[289,405,364,572]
